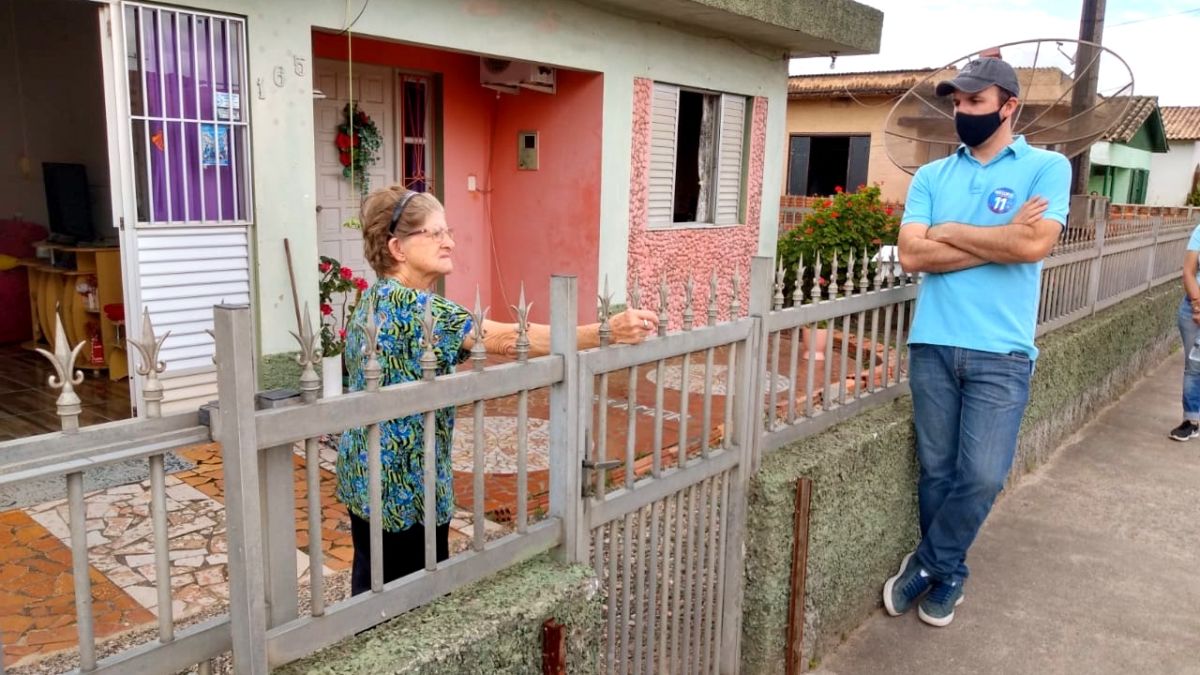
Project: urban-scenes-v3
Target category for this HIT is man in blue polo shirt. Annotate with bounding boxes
[884,57,1071,627]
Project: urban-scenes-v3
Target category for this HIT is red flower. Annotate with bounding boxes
[338,328,347,340]
[319,261,332,273]
[834,186,844,194]
[336,131,352,151]
[354,277,368,291]
[338,151,351,167]
[831,212,840,219]
[320,303,333,316]
[885,206,895,216]
[857,184,866,191]
[818,276,828,286]
[823,200,833,208]
[339,267,354,280]
[804,227,814,235]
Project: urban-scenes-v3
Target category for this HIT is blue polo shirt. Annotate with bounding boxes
[901,135,1071,359]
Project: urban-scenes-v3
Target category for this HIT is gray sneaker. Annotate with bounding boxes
[882,552,932,616]
[918,579,965,627]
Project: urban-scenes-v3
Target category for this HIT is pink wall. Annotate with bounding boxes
[626,78,768,328]
[311,33,602,325]
[312,32,493,306]
[489,70,602,325]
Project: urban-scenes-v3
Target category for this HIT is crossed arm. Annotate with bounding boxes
[897,196,1062,274]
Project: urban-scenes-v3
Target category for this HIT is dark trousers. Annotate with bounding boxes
[349,512,450,596]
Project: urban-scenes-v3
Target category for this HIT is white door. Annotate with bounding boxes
[313,60,395,284]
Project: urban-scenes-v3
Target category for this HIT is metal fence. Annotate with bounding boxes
[1,196,1197,674]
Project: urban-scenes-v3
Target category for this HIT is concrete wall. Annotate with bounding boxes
[166,0,789,355]
[276,555,602,674]
[740,280,1182,673]
[784,98,914,204]
[489,69,603,325]
[1148,140,1200,206]
[0,0,112,231]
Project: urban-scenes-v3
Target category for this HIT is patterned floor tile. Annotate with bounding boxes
[25,476,315,620]
[0,509,153,668]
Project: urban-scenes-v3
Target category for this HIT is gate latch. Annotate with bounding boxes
[581,458,621,498]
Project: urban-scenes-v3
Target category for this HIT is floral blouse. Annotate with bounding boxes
[335,278,473,532]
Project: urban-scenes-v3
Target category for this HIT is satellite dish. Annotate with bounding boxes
[883,39,1136,175]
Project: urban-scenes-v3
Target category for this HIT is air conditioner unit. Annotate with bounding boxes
[480,58,556,95]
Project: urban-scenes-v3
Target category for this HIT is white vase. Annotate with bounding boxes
[322,355,343,398]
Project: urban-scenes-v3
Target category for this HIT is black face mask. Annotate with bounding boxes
[955,109,1005,147]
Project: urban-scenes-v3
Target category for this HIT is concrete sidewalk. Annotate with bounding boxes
[812,352,1200,675]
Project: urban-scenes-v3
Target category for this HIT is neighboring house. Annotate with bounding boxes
[785,69,934,203]
[786,68,1169,206]
[1086,96,1169,204]
[0,0,882,413]
[1148,106,1200,205]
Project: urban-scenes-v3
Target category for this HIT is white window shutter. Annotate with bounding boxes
[648,83,680,227]
[714,94,747,225]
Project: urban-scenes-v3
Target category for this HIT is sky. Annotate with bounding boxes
[789,0,1200,106]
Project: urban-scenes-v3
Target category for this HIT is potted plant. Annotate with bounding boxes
[776,184,900,358]
[318,256,369,396]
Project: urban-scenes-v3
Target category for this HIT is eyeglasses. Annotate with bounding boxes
[403,227,455,243]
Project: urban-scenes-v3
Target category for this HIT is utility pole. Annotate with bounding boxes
[1070,0,1106,195]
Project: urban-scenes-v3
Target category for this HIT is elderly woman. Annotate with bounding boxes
[336,186,658,594]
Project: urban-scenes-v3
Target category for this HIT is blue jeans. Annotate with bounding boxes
[1177,297,1200,421]
[909,344,1032,583]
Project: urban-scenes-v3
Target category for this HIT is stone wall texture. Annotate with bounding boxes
[278,555,602,675]
[625,77,768,328]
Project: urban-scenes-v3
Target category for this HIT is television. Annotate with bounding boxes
[42,162,94,245]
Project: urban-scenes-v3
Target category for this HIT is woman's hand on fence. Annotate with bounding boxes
[609,309,659,345]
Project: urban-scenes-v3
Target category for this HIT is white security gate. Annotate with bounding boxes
[577,316,757,674]
[109,2,254,413]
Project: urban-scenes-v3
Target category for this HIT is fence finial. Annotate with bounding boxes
[793,253,805,307]
[597,275,612,347]
[683,274,695,330]
[512,282,532,360]
[844,249,857,296]
[707,270,719,326]
[363,295,382,391]
[729,266,742,320]
[35,306,84,433]
[829,250,841,300]
[287,304,320,405]
[860,247,871,292]
[657,274,670,337]
[773,260,786,311]
[471,285,489,372]
[629,270,642,311]
[129,307,170,417]
[812,251,824,302]
[419,294,438,381]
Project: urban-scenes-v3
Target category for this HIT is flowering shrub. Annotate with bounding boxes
[318,256,369,357]
[777,184,900,304]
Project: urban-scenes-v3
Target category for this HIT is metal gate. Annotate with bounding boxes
[576,291,762,674]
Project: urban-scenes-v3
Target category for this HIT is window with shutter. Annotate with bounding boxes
[647,82,747,228]
[714,94,746,224]
[647,83,680,226]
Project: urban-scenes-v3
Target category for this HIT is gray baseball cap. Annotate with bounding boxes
[935,57,1020,97]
